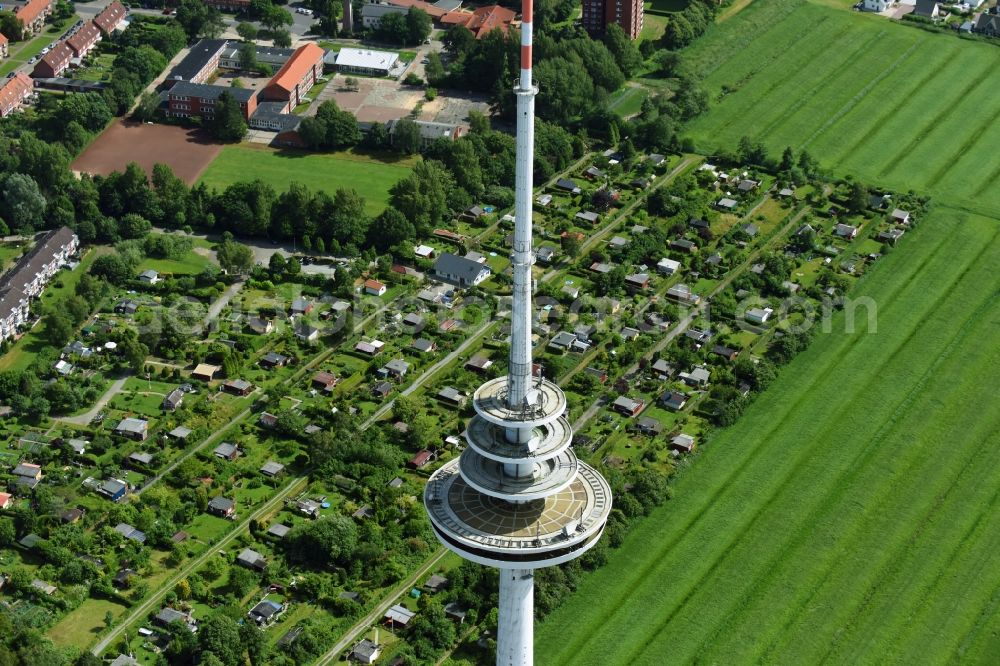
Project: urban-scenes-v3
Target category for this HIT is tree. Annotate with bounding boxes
[272,28,292,48]
[392,118,422,154]
[286,515,359,567]
[652,49,680,76]
[209,91,247,143]
[443,24,474,55]
[603,24,642,77]
[198,614,243,666]
[216,234,255,274]
[0,11,22,41]
[133,91,161,123]
[228,566,259,597]
[665,14,695,49]
[847,180,869,214]
[236,22,258,41]
[262,5,293,32]
[405,7,432,45]
[1,174,46,232]
[176,0,225,40]
[368,207,415,252]
[388,160,452,234]
[375,12,409,44]
[424,51,445,86]
[0,517,16,546]
[44,312,73,347]
[239,42,258,71]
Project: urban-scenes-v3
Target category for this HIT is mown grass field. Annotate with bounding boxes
[197,144,417,215]
[684,0,1000,217]
[537,207,1000,665]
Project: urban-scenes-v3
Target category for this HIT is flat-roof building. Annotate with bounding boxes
[335,47,399,76]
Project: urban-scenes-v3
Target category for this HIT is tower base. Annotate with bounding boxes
[497,568,534,666]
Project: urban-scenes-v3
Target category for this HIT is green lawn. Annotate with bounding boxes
[46,598,130,648]
[607,86,647,119]
[198,144,417,215]
[137,250,215,276]
[74,53,116,82]
[684,0,1000,217]
[537,207,1000,664]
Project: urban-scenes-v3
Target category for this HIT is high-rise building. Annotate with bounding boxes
[422,0,612,664]
[582,0,644,40]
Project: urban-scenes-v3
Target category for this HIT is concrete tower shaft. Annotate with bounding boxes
[422,0,611,663]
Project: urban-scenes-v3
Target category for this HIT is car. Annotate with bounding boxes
[421,58,428,64]
[40,46,50,54]
[28,56,37,63]
[162,8,173,14]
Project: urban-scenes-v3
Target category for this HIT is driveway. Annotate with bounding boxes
[56,376,129,426]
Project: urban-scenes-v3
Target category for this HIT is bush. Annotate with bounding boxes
[425,86,437,100]
[403,73,424,86]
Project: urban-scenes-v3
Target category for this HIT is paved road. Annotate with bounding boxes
[361,318,497,430]
[202,279,245,332]
[314,548,450,666]
[56,376,129,426]
[92,475,308,656]
[136,407,253,497]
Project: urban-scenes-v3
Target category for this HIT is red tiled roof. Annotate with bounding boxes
[67,21,101,56]
[39,41,73,67]
[15,0,51,26]
[265,42,324,95]
[386,0,447,19]
[441,5,515,38]
[94,0,127,34]
[0,33,8,45]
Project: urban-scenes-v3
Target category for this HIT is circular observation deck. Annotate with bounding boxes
[458,448,578,501]
[424,459,613,569]
[464,414,573,464]
[473,377,567,430]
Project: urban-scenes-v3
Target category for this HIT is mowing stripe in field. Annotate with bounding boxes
[753,28,911,145]
[932,106,1000,205]
[691,18,862,142]
[612,215,1000,665]
[826,49,988,179]
[537,212,958,664]
[699,12,832,89]
[876,55,1000,181]
[691,0,824,82]
[686,0,1000,215]
[688,227,1000,665]
[831,407,1000,663]
[537,220,954,663]
[811,41,963,165]
[793,38,921,150]
[752,228,1000,663]
[535,209,1000,665]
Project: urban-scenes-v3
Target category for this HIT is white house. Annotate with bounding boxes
[433,253,491,287]
[746,307,774,325]
[138,269,159,284]
[657,257,681,275]
[862,0,892,12]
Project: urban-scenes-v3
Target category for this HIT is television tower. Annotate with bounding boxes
[422,1,612,663]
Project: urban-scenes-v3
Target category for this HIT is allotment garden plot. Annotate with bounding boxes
[536,207,1000,665]
[684,0,1000,217]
